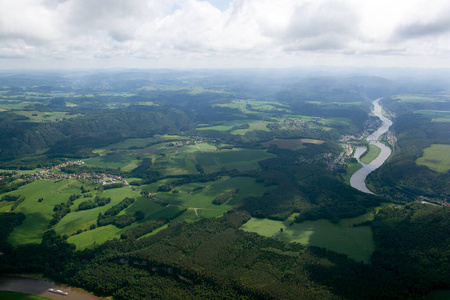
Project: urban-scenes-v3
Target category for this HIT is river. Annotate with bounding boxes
[0,275,105,300]
[350,99,393,194]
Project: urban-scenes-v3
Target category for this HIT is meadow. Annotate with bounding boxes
[416,144,450,173]
[194,149,275,173]
[241,216,375,264]
[360,144,381,164]
[5,180,84,245]
[414,110,450,122]
[344,162,363,185]
[394,94,444,103]
[143,176,270,219]
[230,121,270,135]
[262,138,324,150]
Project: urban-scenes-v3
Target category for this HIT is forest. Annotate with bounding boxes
[0,70,449,299]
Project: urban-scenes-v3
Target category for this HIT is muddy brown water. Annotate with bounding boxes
[0,276,106,300]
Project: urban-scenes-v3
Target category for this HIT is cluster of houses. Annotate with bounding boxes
[10,160,128,186]
[171,136,214,147]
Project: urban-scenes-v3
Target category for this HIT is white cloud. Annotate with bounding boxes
[0,0,449,68]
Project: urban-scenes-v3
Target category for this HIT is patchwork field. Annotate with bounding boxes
[145,176,270,218]
[5,180,84,245]
[416,144,450,173]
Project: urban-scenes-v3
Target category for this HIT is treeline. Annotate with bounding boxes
[120,218,168,240]
[49,194,81,227]
[212,188,239,205]
[77,196,111,211]
[0,212,25,248]
[97,197,137,228]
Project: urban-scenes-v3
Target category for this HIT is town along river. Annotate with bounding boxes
[350,99,393,194]
[0,275,105,300]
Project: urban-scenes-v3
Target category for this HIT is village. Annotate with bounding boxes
[7,160,128,186]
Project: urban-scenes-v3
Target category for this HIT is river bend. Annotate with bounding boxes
[350,99,393,194]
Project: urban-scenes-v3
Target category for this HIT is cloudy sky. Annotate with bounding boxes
[1,0,449,69]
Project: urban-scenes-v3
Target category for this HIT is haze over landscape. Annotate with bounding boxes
[0,1,449,300]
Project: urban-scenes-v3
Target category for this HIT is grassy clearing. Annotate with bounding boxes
[416,144,450,173]
[230,121,270,135]
[0,291,50,300]
[394,94,443,103]
[360,144,381,164]
[67,225,122,250]
[344,162,363,185]
[240,218,285,237]
[262,139,319,150]
[277,219,375,263]
[241,211,381,264]
[216,100,289,114]
[195,149,275,173]
[196,120,249,131]
[414,110,450,122]
[318,117,351,126]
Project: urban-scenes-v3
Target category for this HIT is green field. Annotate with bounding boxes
[85,153,133,169]
[344,162,363,185]
[414,110,450,122]
[263,138,323,150]
[3,180,165,246]
[149,176,270,218]
[416,144,450,173]
[318,117,351,126]
[230,121,270,135]
[241,216,376,264]
[394,94,444,103]
[195,149,275,173]
[360,144,381,164]
[216,100,289,114]
[240,218,285,237]
[5,180,84,245]
[196,120,249,131]
[0,291,50,300]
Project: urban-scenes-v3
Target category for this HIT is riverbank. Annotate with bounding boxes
[0,275,106,300]
[350,99,393,194]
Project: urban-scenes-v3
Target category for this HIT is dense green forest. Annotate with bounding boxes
[0,70,449,299]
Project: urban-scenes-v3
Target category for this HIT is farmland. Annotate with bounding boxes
[414,110,450,122]
[240,215,376,264]
[416,144,450,173]
[0,70,449,300]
